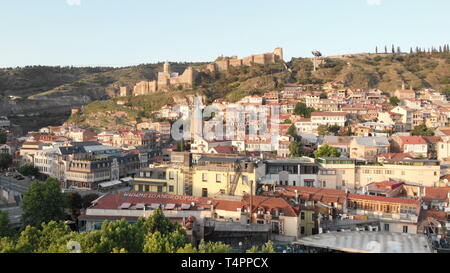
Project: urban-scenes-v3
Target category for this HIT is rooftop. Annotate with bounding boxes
[294,232,432,253]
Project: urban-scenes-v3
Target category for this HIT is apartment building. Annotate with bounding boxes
[349,137,390,162]
[260,159,319,187]
[192,156,261,198]
[131,166,186,195]
[317,157,440,191]
[310,112,349,128]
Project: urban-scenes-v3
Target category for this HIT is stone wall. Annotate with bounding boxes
[208,47,284,72]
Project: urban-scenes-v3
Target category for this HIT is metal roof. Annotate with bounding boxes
[294,232,432,253]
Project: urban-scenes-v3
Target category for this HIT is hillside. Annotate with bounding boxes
[1,51,450,132]
[290,52,450,92]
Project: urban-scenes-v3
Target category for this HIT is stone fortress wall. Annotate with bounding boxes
[120,48,284,97]
[208,47,284,72]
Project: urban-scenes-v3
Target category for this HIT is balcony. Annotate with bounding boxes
[347,209,418,223]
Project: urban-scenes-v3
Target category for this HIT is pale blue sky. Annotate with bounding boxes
[0,0,448,67]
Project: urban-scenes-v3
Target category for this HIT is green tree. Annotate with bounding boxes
[314,145,341,159]
[197,241,232,253]
[317,125,329,137]
[19,164,40,177]
[328,125,341,135]
[411,125,435,136]
[289,142,304,158]
[389,96,400,106]
[246,241,275,253]
[0,237,16,253]
[246,245,260,253]
[261,241,275,253]
[14,225,41,253]
[81,194,100,209]
[84,219,144,253]
[177,244,198,253]
[22,178,66,227]
[136,208,178,236]
[0,153,13,170]
[293,103,315,118]
[143,229,189,253]
[0,210,12,237]
[0,131,6,144]
[64,192,82,220]
[287,125,298,138]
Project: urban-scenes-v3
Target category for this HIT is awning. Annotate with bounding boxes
[119,203,132,209]
[165,204,176,210]
[121,177,133,182]
[150,203,160,209]
[135,203,146,210]
[181,203,191,210]
[99,180,122,188]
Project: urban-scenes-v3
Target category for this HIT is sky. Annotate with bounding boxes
[0,0,449,67]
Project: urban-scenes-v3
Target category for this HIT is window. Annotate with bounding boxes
[202,173,208,182]
[157,186,163,193]
[216,174,222,183]
[202,188,208,197]
[169,171,175,180]
[301,227,305,235]
[242,175,249,184]
[301,212,305,220]
[384,224,390,231]
[169,185,174,192]
[403,226,408,233]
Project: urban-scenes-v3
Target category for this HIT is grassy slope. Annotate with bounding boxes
[3,53,449,130]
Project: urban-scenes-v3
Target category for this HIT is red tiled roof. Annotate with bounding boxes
[399,136,427,145]
[90,192,214,210]
[211,145,236,154]
[348,193,420,206]
[281,186,419,206]
[422,136,442,144]
[419,210,447,224]
[423,187,450,202]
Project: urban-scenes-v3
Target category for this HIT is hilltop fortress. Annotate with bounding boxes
[123,62,195,96]
[206,47,284,72]
[121,47,283,97]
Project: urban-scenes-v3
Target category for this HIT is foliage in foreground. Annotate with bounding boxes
[0,208,259,253]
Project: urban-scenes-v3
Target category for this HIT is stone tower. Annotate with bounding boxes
[274,48,284,61]
[164,61,170,74]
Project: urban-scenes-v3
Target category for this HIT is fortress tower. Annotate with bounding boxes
[274,47,284,61]
[163,61,170,74]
